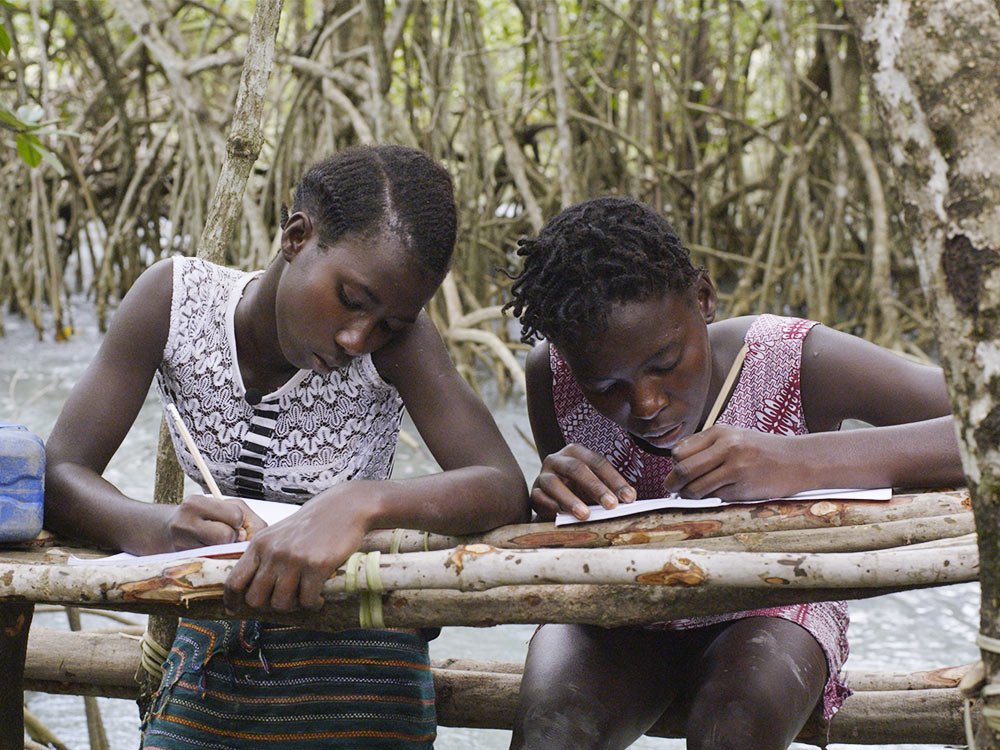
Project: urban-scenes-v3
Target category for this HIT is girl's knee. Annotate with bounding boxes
[510,700,622,750]
[686,697,799,750]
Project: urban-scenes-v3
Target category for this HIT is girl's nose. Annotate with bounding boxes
[335,317,377,356]
[629,378,667,420]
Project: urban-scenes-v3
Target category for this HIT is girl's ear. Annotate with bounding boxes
[280,212,316,261]
[694,272,717,324]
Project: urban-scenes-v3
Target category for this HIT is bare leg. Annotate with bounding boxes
[509,624,693,750]
[684,617,828,750]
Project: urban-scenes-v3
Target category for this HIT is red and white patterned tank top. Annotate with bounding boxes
[549,313,851,721]
[550,313,816,498]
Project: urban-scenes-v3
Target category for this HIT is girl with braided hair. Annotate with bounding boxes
[504,196,963,749]
[45,145,529,748]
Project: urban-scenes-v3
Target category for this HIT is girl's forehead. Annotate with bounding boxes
[562,295,694,375]
[325,234,438,307]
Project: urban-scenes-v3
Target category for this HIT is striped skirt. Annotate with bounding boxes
[142,619,436,749]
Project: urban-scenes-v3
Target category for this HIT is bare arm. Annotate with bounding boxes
[795,324,962,488]
[368,310,530,534]
[666,324,964,499]
[523,341,635,521]
[45,259,256,554]
[225,312,530,612]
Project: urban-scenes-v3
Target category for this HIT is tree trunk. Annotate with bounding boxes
[842,0,1000,745]
[138,0,285,719]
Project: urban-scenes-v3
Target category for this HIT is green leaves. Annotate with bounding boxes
[1,102,67,175]
[0,6,66,175]
[16,130,42,166]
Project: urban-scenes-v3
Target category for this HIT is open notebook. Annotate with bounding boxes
[553,487,893,526]
[67,498,300,566]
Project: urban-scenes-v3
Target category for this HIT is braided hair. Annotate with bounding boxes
[288,145,456,276]
[505,197,702,344]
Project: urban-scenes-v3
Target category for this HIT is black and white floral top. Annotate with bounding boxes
[155,257,402,503]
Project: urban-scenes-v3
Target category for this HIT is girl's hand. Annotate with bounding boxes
[166,495,266,550]
[664,425,805,501]
[532,443,636,521]
[224,485,373,614]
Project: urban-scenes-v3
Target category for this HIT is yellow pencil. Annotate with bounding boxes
[701,342,749,431]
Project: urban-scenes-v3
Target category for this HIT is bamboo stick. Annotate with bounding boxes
[20,627,968,745]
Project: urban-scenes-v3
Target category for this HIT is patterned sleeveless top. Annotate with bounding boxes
[155,257,403,503]
[550,313,851,721]
[551,313,816,499]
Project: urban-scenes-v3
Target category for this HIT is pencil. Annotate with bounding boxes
[701,342,749,431]
[166,403,224,500]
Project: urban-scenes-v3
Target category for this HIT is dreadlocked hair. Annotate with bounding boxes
[505,196,702,344]
[293,145,456,275]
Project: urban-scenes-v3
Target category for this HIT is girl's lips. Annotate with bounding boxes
[636,422,685,449]
[311,352,334,375]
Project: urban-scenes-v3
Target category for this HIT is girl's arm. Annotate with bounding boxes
[665,325,965,499]
[224,312,530,612]
[45,259,254,554]
[797,324,962,487]
[523,341,635,521]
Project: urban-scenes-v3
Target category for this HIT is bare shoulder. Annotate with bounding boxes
[524,340,566,460]
[104,257,175,364]
[708,315,756,366]
[45,258,176,470]
[524,340,552,387]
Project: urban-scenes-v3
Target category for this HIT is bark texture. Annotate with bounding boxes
[843,0,1000,744]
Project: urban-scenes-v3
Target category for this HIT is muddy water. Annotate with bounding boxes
[2,303,978,749]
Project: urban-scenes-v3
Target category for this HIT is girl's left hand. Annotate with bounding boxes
[663,425,808,501]
[224,485,374,614]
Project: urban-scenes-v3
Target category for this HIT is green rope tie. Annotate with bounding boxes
[138,628,170,680]
[390,528,404,554]
[344,551,385,628]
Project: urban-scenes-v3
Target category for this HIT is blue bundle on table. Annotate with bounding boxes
[0,421,44,543]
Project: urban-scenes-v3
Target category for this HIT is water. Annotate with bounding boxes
[2,301,979,749]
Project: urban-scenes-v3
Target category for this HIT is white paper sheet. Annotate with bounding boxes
[553,487,893,526]
[67,497,300,566]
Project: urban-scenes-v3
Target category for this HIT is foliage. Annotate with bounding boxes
[0,0,934,390]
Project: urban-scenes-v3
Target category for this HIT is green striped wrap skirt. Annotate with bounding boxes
[141,619,436,748]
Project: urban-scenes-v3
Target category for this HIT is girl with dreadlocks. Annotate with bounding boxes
[503,196,963,749]
[45,145,529,749]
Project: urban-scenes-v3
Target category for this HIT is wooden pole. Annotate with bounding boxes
[364,489,971,552]
[21,627,970,745]
[0,542,978,628]
[0,601,32,750]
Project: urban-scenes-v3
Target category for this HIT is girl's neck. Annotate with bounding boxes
[233,261,298,392]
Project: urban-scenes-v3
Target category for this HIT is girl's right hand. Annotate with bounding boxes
[532,443,636,521]
[165,495,266,551]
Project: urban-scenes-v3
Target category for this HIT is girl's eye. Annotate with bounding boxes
[652,359,679,374]
[583,381,616,396]
[339,287,363,310]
